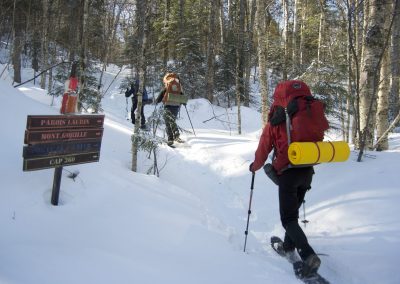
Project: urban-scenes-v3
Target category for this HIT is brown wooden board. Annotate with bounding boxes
[24,128,103,144]
[23,152,100,171]
[23,140,102,158]
[26,115,105,130]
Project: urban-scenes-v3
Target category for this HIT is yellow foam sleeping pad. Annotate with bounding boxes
[288,141,350,165]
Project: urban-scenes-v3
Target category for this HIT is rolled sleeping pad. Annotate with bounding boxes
[288,141,350,165]
[166,93,188,104]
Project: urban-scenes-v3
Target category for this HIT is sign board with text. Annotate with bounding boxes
[22,114,105,171]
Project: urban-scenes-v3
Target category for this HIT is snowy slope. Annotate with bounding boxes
[0,65,399,284]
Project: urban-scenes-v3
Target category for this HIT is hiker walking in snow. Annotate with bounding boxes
[125,79,149,130]
[249,80,328,278]
[156,73,187,147]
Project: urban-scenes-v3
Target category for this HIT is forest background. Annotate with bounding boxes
[1,0,399,159]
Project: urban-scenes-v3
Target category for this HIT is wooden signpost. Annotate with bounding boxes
[23,114,105,205]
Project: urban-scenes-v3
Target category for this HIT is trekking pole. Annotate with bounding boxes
[301,200,309,227]
[243,172,255,252]
[184,104,196,136]
[125,97,129,120]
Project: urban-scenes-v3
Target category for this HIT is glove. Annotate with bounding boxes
[249,162,255,173]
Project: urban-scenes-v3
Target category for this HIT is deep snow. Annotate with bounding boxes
[0,64,399,284]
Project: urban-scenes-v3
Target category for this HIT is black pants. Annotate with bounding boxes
[164,105,180,141]
[131,100,145,126]
[278,166,315,260]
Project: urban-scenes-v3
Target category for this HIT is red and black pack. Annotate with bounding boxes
[270,80,329,144]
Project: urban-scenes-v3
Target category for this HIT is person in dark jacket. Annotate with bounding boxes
[125,80,148,129]
[249,80,321,278]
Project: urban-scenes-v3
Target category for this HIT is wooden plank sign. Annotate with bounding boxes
[26,115,105,130]
[24,128,103,144]
[22,114,105,172]
[23,152,100,171]
[23,140,102,159]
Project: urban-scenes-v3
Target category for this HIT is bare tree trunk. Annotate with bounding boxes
[40,0,49,89]
[299,0,307,65]
[317,0,326,70]
[243,0,257,107]
[376,49,390,150]
[376,0,394,150]
[256,0,269,126]
[390,0,400,122]
[236,0,246,135]
[12,1,22,84]
[282,0,289,80]
[68,0,79,61]
[78,0,89,112]
[374,111,400,149]
[219,0,225,46]
[162,0,171,69]
[292,0,301,75]
[206,0,216,103]
[358,0,390,160]
[132,0,149,172]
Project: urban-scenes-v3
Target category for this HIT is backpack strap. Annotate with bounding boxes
[285,107,292,145]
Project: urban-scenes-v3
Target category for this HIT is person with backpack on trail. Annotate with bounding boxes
[125,79,150,130]
[249,80,329,278]
[156,73,187,147]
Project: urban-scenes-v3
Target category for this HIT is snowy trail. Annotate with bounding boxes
[4,65,399,284]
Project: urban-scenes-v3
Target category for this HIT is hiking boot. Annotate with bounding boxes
[167,140,174,146]
[271,240,286,257]
[271,238,298,263]
[302,253,321,277]
[174,137,185,143]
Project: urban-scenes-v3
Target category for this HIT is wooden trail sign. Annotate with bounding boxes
[26,115,104,130]
[23,140,101,159]
[23,152,100,171]
[22,114,105,205]
[24,128,103,144]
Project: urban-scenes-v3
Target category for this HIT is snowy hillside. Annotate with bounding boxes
[0,65,399,284]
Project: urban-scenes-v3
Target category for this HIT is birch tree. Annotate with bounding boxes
[358,0,389,159]
[390,0,400,120]
[376,48,390,150]
[256,0,269,126]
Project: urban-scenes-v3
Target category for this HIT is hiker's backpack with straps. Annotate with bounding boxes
[269,80,329,168]
[162,73,187,105]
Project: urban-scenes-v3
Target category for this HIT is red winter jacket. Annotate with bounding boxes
[252,121,291,174]
[252,80,313,174]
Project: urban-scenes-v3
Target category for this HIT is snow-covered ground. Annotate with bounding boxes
[0,64,399,284]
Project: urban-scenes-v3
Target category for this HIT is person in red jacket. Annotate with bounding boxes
[249,80,321,278]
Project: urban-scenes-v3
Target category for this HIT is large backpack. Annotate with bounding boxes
[269,80,329,167]
[162,73,187,104]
